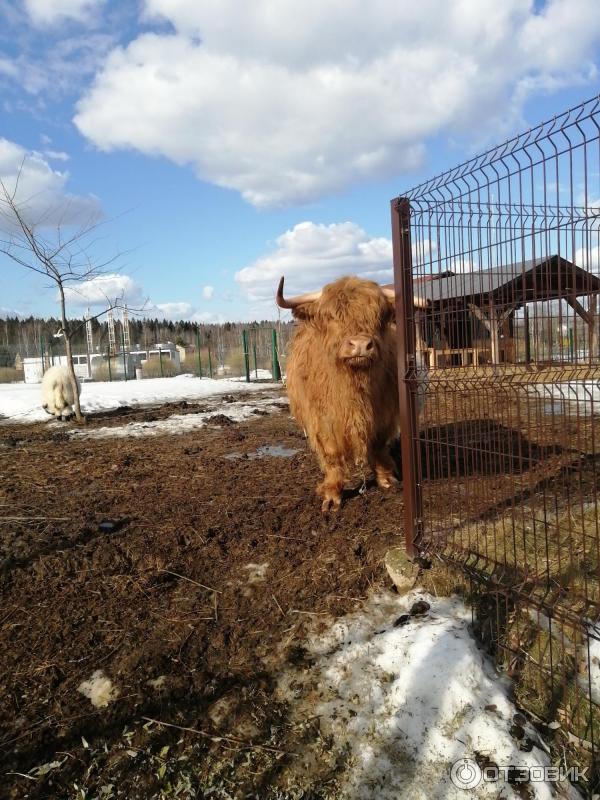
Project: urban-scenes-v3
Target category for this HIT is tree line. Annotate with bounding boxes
[0,314,293,367]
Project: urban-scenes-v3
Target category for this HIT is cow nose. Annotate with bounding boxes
[348,337,374,356]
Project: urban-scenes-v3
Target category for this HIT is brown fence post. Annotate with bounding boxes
[391,197,422,558]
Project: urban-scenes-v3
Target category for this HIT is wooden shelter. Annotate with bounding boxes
[413,255,600,367]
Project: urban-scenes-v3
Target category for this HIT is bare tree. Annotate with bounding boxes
[0,164,143,422]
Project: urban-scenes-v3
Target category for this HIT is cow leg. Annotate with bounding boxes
[314,436,344,511]
[317,464,344,512]
[370,446,398,490]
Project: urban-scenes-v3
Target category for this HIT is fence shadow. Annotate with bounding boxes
[390,419,563,481]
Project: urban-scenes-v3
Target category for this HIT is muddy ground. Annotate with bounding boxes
[0,390,417,800]
[0,385,597,799]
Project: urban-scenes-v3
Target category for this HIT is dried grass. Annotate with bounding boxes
[141,359,179,378]
[458,502,600,608]
[0,367,24,383]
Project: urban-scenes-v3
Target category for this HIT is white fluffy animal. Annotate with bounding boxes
[41,365,80,420]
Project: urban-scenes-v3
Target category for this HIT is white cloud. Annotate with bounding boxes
[153,301,193,319]
[449,258,475,274]
[518,0,600,73]
[0,137,101,229]
[74,0,600,208]
[0,57,18,79]
[43,150,70,162]
[0,306,22,319]
[576,244,600,272]
[0,29,118,99]
[63,273,144,307]
[24,0,105,27]
[202,285,214,300]
[235,221,393,308]
[191,310,227,324]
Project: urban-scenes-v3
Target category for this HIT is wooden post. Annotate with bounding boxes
[524,306,531,364]
[489,299,500,366]
[469,301,516,368]
[589,295,597,362]
[565,294,598,364]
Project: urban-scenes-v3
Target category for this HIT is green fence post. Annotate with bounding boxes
[253,342,258,379]
[569,327,574,362]
[271,329,281,381]
[121,328,127,381]
[242,329,250,382]
[208,345,213,378]
[159,347,164,377]
[196,327,202,377]
[107,351,112,382]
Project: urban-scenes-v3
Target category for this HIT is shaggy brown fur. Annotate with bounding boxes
[285,276,402,511]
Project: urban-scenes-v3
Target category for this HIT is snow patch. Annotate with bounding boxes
[579,621,600,706]
[278,591,581,799]
[528,380,600,415]
[69,397,286,439]
[78,670,119,708]
[0,374,279,424]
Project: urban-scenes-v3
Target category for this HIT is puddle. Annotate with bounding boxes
[225,444,298,460]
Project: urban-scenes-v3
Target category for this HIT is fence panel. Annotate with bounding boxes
[0,323,291,384]
[393,95,600,788]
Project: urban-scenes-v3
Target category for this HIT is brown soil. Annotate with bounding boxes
[0,390,408,799]
[1,383,597,798]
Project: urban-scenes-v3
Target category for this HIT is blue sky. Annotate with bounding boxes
[0,0,599,323]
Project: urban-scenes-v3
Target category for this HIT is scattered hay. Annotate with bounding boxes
[244,562,269,584]
[78,670,119,708]
[146,675,167,691]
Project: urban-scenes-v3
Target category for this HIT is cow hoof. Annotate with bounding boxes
[376,470,398,490]
[321,496,341,513]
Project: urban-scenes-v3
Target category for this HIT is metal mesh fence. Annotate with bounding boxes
[0,321,292,384]
[393,95,600,789]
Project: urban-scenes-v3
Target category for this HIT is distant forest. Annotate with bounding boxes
[0,314,294,367]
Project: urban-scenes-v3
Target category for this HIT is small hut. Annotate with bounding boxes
[414,255,600,367]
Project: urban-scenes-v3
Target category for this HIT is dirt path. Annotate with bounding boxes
[0,391,406,799]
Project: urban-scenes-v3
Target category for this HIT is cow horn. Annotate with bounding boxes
[381,284,428,308]
[276,276,322,309]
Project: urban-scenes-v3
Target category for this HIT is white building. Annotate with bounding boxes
[129,343,181,369]
[22,342,181,384]
[23,355,93,384]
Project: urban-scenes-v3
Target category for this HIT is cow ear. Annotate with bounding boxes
[383,298,395,323]
[291,302,317,321]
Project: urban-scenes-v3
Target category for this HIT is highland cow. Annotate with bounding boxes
[277,275,427,511]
